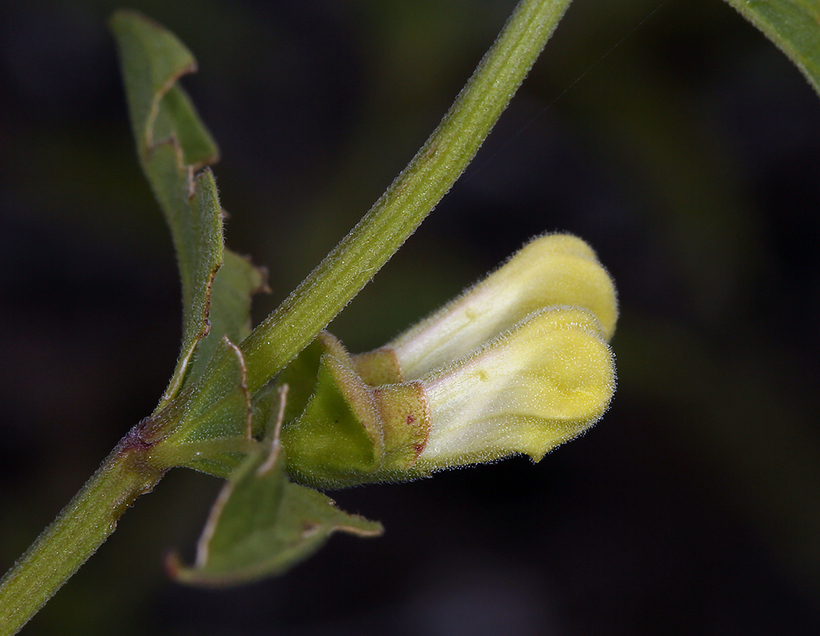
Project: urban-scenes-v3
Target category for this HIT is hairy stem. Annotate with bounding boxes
[240,0,573,394]
[0,439,165,636]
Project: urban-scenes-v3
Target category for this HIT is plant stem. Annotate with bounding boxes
[240,0,573,394]
[0,441,165,636]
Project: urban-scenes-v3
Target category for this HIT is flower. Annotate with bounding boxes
[280,234,617,487]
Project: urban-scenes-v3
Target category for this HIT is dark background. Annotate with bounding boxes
[2,0,820,634]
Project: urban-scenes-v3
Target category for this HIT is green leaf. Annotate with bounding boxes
[146,157,224,403]
[724,0,820,98]
[153,83,219,169]
[111,11,263,404]
[154,337,254,478]
[190,250,268,381]
[109,10,218,165]
[111,10,223,404]
[168,436,382,586]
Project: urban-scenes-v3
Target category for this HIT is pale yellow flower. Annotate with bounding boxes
[282,234,618,487]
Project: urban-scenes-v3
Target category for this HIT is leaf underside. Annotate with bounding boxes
[169,444,382,587]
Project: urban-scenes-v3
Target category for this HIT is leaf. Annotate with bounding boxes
[724,0,820,98]
[153,83,219,169]
[161,337,254,478]
[190,250,268,381]
[111,10,222,403]
[109,10,218,166]
[111,11,264,403]
[147,155,224,403]
[168,431,382,586]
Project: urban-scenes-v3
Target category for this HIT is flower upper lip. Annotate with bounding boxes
[387,233,618,380]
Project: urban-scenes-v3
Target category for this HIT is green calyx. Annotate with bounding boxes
[279,333,431,488]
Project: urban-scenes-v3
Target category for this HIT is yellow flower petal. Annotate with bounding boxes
[415,307,615,470]
[388,234,618,380]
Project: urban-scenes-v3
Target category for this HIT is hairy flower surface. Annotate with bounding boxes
[416,307,614,470]
[362,234,617,382]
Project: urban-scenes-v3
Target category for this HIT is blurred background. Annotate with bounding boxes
[2,0,820,633]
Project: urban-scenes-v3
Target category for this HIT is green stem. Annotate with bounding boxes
[0,440,165,636]
[240,0,573,394]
